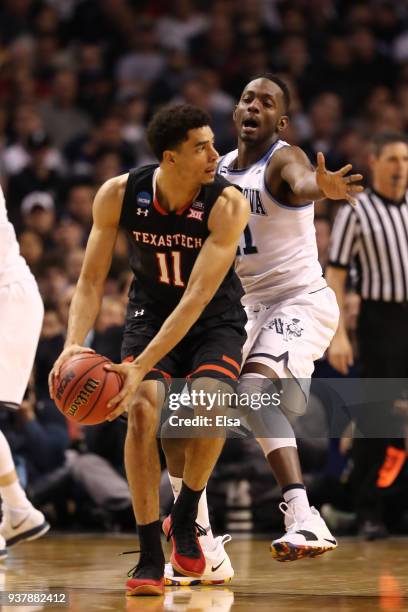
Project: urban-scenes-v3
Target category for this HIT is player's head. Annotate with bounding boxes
[369,132,408,195]
[147,104,219,184]
[234,75,290,144]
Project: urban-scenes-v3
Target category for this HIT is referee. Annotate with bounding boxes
[326,132,408,540]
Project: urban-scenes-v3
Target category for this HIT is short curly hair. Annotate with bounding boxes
[147,104,211,161]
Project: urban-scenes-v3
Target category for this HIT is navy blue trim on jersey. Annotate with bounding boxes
[222,140,282,175]
[244,352,306,399]
[308,284,329,295]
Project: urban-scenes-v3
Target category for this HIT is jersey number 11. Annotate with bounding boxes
[156,251,185,287]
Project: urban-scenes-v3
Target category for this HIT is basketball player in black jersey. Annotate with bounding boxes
[49,104,250,596]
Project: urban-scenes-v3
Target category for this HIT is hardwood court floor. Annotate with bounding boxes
[1,533,407,611]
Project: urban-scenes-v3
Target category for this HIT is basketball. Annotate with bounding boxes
[53,353,123,425]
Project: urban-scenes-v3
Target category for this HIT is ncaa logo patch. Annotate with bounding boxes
[137,192,151,207]
[136,191,151,217]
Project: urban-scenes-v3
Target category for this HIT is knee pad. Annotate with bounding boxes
[237,374,296,441]
[243,354,308,417]
[238,373,307,419]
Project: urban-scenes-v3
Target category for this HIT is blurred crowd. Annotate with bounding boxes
[1,0,408,534]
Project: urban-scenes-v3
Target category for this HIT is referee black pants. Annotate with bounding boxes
[350,300,408,524]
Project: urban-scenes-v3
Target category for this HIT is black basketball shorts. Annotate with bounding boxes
[121,303,247,388]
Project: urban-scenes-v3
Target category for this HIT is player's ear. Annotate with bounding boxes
[233,105,238,122]
[277,115,289,133]
[163,150,177,164]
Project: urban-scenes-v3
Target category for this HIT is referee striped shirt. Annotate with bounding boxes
[329,189,408,302]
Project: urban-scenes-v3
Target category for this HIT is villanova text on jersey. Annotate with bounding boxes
[218,140,325,306]
[119,165,244,320]
[242,188,267,216]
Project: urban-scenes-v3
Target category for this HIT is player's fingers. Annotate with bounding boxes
[346,195,358,207]
[316,151,325,170]
[338,163,353,176]
[336,356,348,376]
[104,363,123,373]
[53,358,64,380]
[348,185,364,193]
[107,386,127,409]
[48,371,55,398]
[106,405,124,422]
[72,347,95,359]
[106,396,130,421]
[329,353,347,375]
[346,173,363,183]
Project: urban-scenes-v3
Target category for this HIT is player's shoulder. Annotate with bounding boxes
[272,143,309,164]
[201,174,242,206]
[127,163,159,183]
[122,163,159,203]
[97,173,129,203]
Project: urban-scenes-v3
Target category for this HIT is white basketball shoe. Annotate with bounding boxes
[165,534,234,586]
[0,534,7,560]
[271,503,338,562]
[0,506,50,547]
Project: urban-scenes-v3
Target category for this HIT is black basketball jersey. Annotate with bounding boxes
[119,164,244,320]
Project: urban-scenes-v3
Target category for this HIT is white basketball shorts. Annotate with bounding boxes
[243,286,339,398]
[0,277,44,406]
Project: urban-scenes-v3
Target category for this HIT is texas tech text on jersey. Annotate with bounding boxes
[120,164,244,319]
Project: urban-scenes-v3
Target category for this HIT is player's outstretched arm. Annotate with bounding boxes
[271,146,363,206]
[49,176,125,397]
[105,187,250,419]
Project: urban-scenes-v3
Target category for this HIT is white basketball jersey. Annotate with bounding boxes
[0,186,31,287]
[218,139,325,306]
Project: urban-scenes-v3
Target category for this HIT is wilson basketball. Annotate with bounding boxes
[53,353,123,425]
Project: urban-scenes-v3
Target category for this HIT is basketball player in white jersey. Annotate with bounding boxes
[163,75,363,584]
[0,186,49,559]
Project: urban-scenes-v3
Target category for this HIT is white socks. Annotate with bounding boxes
[0,431,31,512]
[169,474,216,551]
[283,486,312,521]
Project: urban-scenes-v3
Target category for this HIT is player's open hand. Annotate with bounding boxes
[104,362,145,421]
[316,152,363,206]
[49,344,95,399]
[327,331,354,375]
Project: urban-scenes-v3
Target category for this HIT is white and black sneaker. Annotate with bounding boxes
[0,506,50,547]
[271,503,338,562]
[165,535,234,586]
[0,534,7,560]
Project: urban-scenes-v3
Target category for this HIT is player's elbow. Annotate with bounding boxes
[77,273,105,297]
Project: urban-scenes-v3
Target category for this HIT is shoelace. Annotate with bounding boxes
[167,521,207,556]
[278,502,315,533]
[120,549,141,578]
[120,549,162,578]
[220,534,232,546]
[278,502,299,533]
